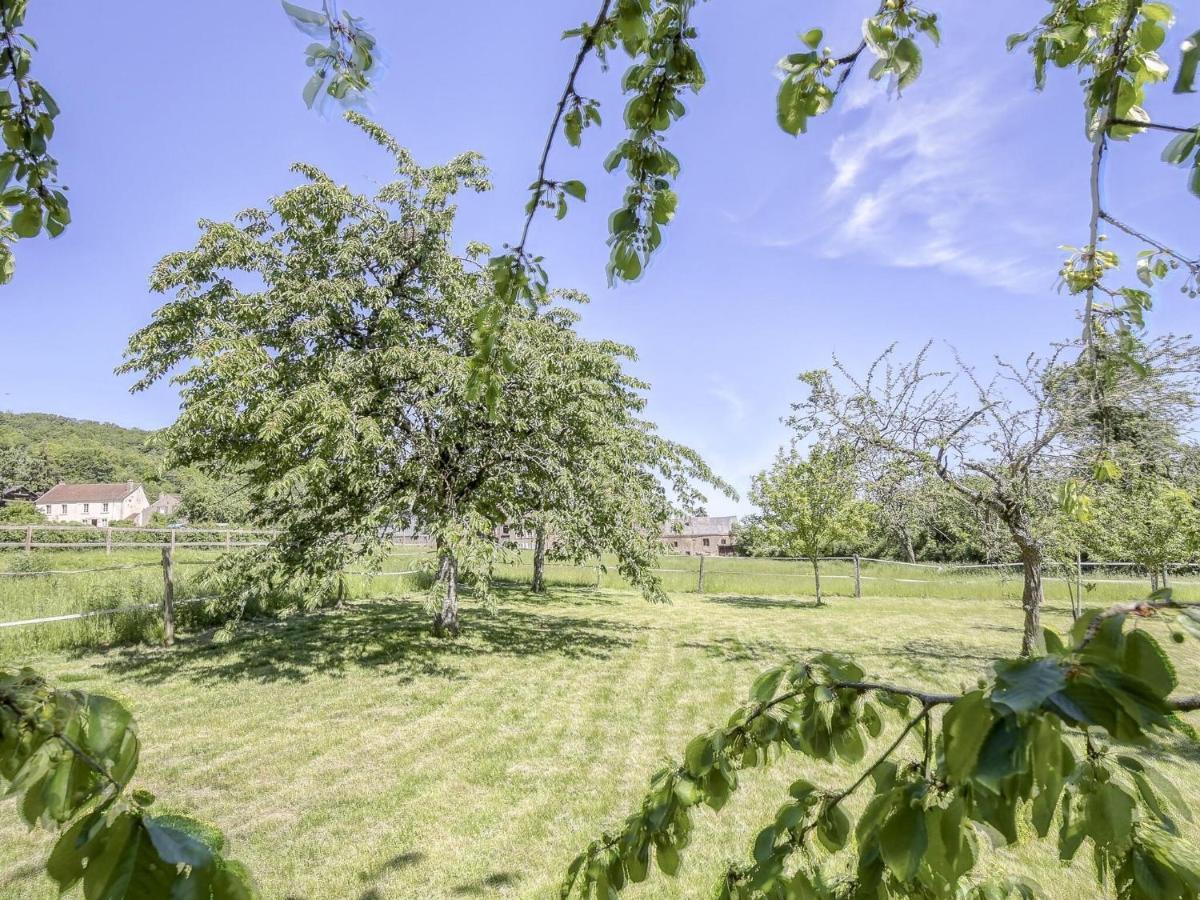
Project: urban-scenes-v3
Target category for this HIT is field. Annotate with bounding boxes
[1,567,1198,898]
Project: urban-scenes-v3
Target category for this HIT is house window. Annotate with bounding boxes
[703,538,710,547]
[102,502,109,513]
[83,503,89,513]
[720,539,726,545]
[61,504,67,514]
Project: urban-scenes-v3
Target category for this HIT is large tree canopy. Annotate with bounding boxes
[120,115,728,634]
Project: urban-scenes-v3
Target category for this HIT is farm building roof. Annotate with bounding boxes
[662,515,738,537]
[36,482,142,504]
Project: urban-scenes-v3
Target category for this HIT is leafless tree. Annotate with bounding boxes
[790,337,1200,656]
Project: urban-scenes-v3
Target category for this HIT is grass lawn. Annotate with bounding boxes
[1,585,1198,898]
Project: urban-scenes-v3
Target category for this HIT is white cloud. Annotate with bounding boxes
[746,66,1064,295]
[818,75,1057,293]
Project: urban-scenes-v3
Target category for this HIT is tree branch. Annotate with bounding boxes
[513,0,614,258]
[1099,210,1200,276]
[1110,117,1197,135]
[1082,0,1142,353]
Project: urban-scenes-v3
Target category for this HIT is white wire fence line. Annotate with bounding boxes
[3,534,1192,635]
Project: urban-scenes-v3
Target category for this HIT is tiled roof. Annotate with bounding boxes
[663,515,738,537]
[37,482,141,504]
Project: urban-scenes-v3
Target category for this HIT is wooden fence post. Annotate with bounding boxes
[105,527,112,555]
[161,545,176,647]
[697,555,706,593]
[853,555,862,599]
[225,530,232,549]
[24,525,32,551]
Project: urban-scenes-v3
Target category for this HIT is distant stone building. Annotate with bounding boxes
[139,493,183,526]
[36,482,150,527]
[661,515,737,556]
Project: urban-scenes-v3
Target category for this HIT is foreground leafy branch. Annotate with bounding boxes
[0,0,69,284]
[0,668,255,898]
[565,596,1200,898]
[281,0,378,109]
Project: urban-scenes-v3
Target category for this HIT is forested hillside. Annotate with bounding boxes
[0,411,248,522]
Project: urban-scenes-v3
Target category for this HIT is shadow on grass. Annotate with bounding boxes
[452,871,521,895]
[700,594,826,611]
[0,859,42,890]
[356,850,427,899]
[681,634,819,663]
[94,588,639,686]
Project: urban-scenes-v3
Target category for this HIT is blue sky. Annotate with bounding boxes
[1,1,1197,514]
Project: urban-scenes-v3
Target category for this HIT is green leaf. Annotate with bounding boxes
[991,657,1067,714]
[776,79,809,136]
[302,71,324,108]
[282,1,327,28]
[655,841,680,876]
[893,38,922,89]
[1137,20,1166,52]
[11,201,41,238]
[213,859,257,900]
[1175,29,1200,93]
[754,825,777,862]
[879,802,927,881]
[816,803,850,852]
[788,778,817,801]
[561,180,587,201]
[1085,782,1134,849]
[943,692,994,779]
[1142,2,1174,23]
[801,29,823,50]
[1123,630,1177,697]
[750,666,785,702]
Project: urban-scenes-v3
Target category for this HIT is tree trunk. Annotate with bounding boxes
[1150,570,1160,593]
[900,526,916,565]
[1019,544,1044,657]
[812,557,823,606]
[432,552,460,637]
[531,527,546,593]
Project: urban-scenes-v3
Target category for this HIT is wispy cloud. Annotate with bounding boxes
[708,381,746,424]
[743,65,1064,295]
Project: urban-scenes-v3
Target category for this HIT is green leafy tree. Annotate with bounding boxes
[0,497,41,522]
[1092,475,1200,588]
[119,115,725,636]
[738,443,867,606]
[509,344,734,597]
[565,598,1200,899]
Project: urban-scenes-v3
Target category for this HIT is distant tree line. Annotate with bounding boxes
[0,412,250,524]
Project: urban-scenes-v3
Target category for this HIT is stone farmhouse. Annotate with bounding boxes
[139,492,183,526]
[36,482,150,527]
[661,515,738,556]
